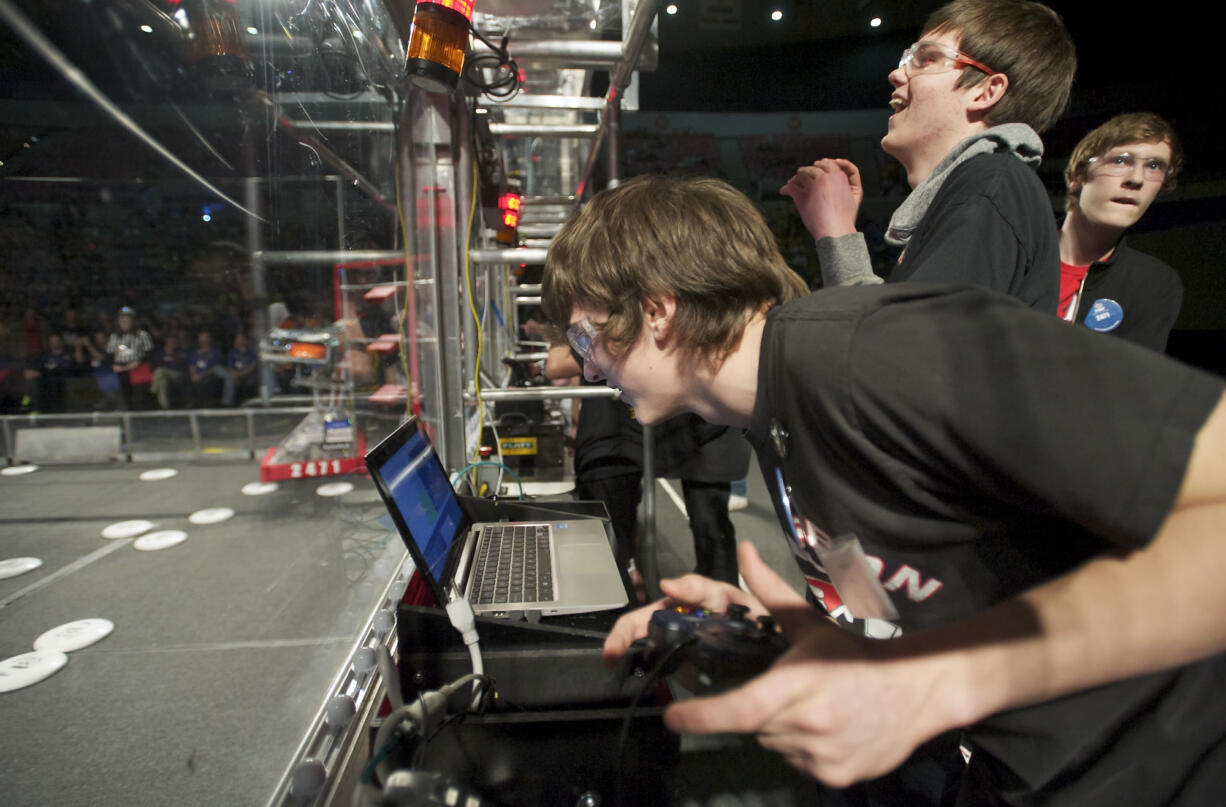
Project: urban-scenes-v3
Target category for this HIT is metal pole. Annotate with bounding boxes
[189,412,201,454]
[254,249,410,264]
[606,101,621,189]
[243,113,270,403]
[457,101,480,458]
[472,386,619,402]
[574,0,662,202]
[489,124,599,137]
[600,3,661,596]
[468,38,654,66]
[470,248,548,265]
[641,424,658,598]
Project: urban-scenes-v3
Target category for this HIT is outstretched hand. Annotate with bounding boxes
[661,542,958,789]
[601,566,766,667]
[780,158,864,241]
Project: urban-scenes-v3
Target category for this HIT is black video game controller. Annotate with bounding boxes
[625,603,789,694]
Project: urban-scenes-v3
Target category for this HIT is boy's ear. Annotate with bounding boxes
[966,72,1008,115]
[643,292,677,340]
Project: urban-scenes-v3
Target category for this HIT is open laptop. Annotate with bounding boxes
[366,416,628,617]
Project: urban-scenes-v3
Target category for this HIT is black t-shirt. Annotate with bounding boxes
[747,284,1225,805]
[888,153,1060,314]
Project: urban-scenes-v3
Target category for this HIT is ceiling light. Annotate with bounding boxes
[870,17,882,28]
[665,4,678,15]
[139,24,153,33]
[771,9,783,22]
[246,26,259,35]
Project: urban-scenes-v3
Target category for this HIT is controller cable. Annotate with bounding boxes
[615,637,698,806]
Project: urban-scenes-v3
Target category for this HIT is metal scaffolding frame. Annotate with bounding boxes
[434,0,667,595]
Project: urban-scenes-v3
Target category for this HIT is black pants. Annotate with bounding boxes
[682,480,737,585]
[116,369,135,410]
[574,473,642,572]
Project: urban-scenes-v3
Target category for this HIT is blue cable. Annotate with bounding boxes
[450,460,526,500]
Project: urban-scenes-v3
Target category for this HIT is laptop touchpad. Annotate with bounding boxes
[562,544,615,568]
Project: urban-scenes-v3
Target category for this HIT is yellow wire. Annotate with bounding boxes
[390,114,483,463]
[393,159,413,417]
[464,148,483,464]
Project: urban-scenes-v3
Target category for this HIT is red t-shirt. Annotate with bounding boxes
[1058,261,1090,319]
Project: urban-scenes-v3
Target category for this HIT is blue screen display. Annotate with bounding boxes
[378,428,464,586]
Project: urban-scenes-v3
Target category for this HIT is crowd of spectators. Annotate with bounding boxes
[0,301,264,414]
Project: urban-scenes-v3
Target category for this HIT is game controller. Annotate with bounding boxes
[625,603,788,694]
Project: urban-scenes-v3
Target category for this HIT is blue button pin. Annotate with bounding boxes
[1084,298,1123,332]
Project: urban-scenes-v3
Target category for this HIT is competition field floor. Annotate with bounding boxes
[0,459,406,806]
[0,447,796,806]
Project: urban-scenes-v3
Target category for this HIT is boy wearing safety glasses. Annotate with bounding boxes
[545,174,1226,807]
[1059,113,1185,351]
[782,0,1075,313]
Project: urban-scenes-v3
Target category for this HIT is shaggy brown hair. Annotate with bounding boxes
[923,0,1076,134]
[542,175,809,371]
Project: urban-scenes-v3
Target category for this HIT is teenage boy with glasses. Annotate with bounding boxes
[545,173,1226,807]
[1059,113,1185,351]
[782,0,1075,313]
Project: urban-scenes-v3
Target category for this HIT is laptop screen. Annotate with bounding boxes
[369,422,465,589]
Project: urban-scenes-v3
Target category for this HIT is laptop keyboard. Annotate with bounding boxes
[470,524,555,605]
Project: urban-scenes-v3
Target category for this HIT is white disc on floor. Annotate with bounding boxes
[316,481,354,497]
[101,520,154,539]
[188,507,234,525]
[133,530,188,552]
[33,618,114,653]
[0,650,68,693]
[1,464,38,476]
[241,481,279,496]
[139,468,179,481]
[0,557,43,580]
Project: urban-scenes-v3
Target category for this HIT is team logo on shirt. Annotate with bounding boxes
[785,511,944,640]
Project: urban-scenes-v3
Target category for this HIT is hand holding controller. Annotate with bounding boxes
[626,603,788,693]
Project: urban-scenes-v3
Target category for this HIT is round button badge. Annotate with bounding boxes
[1084,298,1124,333]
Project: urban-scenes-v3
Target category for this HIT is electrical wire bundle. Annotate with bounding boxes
[463,26,520,100]
[354,596,494,804]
